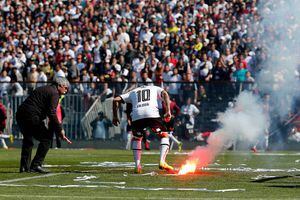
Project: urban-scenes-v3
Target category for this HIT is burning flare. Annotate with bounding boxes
[178,159,198,175]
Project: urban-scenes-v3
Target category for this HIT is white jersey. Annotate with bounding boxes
[120,85,164,121]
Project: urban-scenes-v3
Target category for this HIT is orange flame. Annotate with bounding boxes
[178,159,198,175]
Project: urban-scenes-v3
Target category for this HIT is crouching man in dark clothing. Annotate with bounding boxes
[17,77,72,173]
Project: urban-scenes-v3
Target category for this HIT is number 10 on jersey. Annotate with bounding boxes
[137,89,150,102]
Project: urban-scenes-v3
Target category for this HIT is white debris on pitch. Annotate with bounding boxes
[123,172,158,177]
[74,175,97,181]
[73,175,126,185]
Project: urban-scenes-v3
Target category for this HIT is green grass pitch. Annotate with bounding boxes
[0,148,299,199]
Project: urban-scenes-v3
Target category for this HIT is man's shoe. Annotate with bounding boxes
[178,142,183,152]
[30,166,49,174]
[159,162,174,172]
[19,166,29,173]
[134,165,142,174]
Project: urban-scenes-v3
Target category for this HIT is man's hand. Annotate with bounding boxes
[164,112,172,122]
[113,117,120,126]
[60,130,72,144]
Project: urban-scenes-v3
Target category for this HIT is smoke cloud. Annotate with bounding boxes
[182,0,300,170]
[255,0,300,118]
[185,92,268,168]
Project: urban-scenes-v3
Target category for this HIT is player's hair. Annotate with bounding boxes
[53,76,70,87]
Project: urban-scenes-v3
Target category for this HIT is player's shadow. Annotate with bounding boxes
[269,185,300,188]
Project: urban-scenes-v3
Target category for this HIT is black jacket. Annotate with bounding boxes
[16,85,62,134]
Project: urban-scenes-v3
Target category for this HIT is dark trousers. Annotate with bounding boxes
[50,130,61,148]
[17,117,53,170]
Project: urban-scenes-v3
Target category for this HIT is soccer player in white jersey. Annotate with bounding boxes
[112,85,173,173]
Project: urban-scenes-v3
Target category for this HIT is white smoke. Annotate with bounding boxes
[214,91,268,145]
[255,0,300,118]
[180,0,300,170]
[185,92,268,169]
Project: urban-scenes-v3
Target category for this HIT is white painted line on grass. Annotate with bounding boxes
[0,173,68,184]
[86,181,126,185]
[0,183,110,188]
[115,186,245,192]
[0,183,245,193]
[79,161,158,168]
[43,164,72,168]
[201,167,300,173]
[0,194,139,199]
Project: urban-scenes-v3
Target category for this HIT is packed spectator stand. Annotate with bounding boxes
[0,0,280,140]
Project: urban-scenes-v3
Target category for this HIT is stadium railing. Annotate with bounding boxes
[0,81,255,140]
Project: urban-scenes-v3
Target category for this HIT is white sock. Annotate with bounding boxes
[126,132,132,150]
[160,136,170,164]
[132,138,142,168]
[169,131,180,145]
[1,139,7,149]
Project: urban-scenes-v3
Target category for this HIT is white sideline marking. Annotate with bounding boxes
[79,161,158,168]
[0,183,245,192]
[115,186,245,192]
[0,183,110,188]
[0,173,67,184]
[43,164,72,168]
[174,152,300,156]
[80,161,135,168]
[0,194,138,199]
[86,181,126,185]
[201,167,300,173]
[226,152,300,156]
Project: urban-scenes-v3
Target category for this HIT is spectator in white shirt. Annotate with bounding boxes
[37,68,48,88]
[168,68,182,104]
[0,70,11,97]
[10,80,24,96]
[139,25,153,44]
[53,64,66,80]
[180,97,200,126]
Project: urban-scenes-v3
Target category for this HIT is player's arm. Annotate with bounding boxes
[161,90,171,121]
[112,96,122,126]
[126,103,132,126]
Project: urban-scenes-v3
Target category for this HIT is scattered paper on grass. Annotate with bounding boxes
[74,175,97,181]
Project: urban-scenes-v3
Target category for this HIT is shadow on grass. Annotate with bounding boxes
[269,185,300,188]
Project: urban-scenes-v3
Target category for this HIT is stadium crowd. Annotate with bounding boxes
[0,0,261,104]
